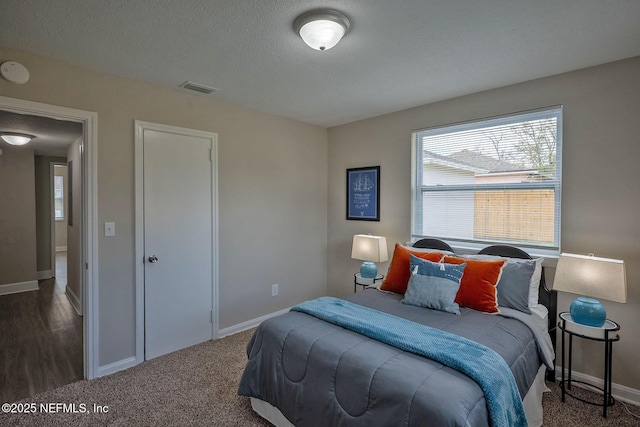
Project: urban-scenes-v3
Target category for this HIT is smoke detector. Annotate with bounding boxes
[1,61,30,84]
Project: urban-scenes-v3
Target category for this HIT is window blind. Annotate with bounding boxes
[411,106,562,250]
[54,175,64,219]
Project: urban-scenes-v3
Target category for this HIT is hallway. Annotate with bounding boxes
[0,252,82,403]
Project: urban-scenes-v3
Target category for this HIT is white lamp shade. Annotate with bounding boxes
[299,20,345,50]
[351,235,388,263]
[1,134,32,145]
[553,253,627,303]
[294,9,350,51]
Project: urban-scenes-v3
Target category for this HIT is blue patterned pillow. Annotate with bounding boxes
[402,255,466,315]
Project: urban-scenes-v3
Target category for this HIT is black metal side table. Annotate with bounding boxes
[558,312,620,418]
[353,273,383,293]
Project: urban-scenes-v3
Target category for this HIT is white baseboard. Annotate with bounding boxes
[0,280,39,296]
[56,246,67,252]
[37,270,53,280]
[96,356,138,378]
[65,286,82,316]
[555,366,640,406]
[94,308,289,379]
[218,307,291,338]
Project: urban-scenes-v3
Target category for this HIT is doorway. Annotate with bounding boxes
[134,121,219,361]
[52,163,68,291]
[0,95,99,383]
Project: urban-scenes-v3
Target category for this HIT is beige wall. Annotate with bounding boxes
[0,145,37,286]
[328,56,640,391]
[7,41,636,391]
[0,46,328,367]
[54,165,68,249]
[34,155,67,273]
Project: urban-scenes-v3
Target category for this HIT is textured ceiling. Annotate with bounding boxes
[0,110,82,157]
[1,0,640,127]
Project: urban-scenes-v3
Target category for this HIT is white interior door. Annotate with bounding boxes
[142,126,215,360]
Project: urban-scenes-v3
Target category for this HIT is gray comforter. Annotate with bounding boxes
[238,289,552,427]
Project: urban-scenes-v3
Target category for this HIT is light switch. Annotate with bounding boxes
[104,222,115,237]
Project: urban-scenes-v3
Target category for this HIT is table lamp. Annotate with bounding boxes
[553,253,626,327]
[351,234,388,279]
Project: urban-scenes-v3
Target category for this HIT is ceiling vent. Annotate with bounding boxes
[179,81,219,95]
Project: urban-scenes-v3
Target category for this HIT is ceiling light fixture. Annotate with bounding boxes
[1,133,34,146]
[294,9,350,51]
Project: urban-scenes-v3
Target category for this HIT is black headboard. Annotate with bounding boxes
[413,238,454,252]
[414,240,558,381]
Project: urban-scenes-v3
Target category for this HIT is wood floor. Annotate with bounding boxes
[0,253,83,403]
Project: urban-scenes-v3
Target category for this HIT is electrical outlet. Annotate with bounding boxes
[272,284,279,296]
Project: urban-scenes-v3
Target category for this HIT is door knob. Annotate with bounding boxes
[148,255,158,263]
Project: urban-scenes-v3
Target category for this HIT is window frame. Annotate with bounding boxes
[411,106,563,253]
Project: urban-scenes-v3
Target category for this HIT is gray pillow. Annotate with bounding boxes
[497,259,536,314]
[454,254,535,314]
[402,255,465,315]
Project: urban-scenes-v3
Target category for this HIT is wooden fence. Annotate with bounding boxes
[474,189,555,244]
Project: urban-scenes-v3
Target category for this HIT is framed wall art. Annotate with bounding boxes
[346,166,380,221]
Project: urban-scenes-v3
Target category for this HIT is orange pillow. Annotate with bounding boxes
[444,256,506,314]
[380,244,444,294]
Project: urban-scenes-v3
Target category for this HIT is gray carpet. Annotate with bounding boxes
[1,328,638,426]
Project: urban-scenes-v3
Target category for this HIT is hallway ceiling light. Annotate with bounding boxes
[1,132,34,146]
[294,9,350,51]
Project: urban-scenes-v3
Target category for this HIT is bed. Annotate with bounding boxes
[238,241,557,426]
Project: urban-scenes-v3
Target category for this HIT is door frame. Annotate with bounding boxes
[50,162,68,282]
[134,120,219,363]
[0,95,99,379]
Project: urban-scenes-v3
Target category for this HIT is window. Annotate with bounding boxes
[411,106,562,251]
[54,175,64,220]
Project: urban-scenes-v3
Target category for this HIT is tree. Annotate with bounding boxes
[510,118,557,176]
[484,131,511,162]
[482,118,557,177]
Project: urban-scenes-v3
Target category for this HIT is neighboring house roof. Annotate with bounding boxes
[422,150,488,174]
[448,149,531,173]
[424,149,537,174]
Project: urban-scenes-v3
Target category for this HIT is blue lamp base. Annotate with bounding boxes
[360,262,378,279]
[569,296,606,327]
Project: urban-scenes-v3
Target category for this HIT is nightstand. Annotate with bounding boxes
[353,273,383,293]
[558,312,620,418]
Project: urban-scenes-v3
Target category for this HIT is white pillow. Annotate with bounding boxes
[529,303,548,320]
[528,258,544,307]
